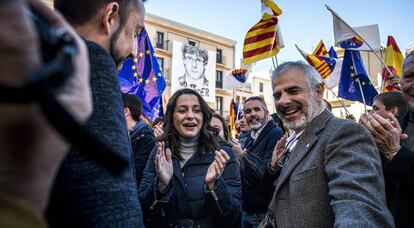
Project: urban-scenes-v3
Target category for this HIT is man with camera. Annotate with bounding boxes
[0,0,91,226]
[46,0,147,227]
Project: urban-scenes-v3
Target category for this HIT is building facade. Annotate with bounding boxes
[145,13,237,117]
[41,0,274,120]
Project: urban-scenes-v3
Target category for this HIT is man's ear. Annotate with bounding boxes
[102,2,120,35]
[315,83,325,100]
[390,107,399,116]
[124,107,130,116]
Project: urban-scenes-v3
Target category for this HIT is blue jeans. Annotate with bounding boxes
[242,212,266,228]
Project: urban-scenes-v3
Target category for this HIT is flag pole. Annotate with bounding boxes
[356,78,368,113]
[328,89,351,116]
[271,56,277,69]
[325,4,394,78]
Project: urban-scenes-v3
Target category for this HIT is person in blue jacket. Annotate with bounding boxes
[122,93,155,187]
[139,88,242,227]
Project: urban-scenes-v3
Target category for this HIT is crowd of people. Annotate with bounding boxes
[1,0,413,228]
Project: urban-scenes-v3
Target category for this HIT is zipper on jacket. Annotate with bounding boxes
[150,192,158,210]
[209,189,224,215]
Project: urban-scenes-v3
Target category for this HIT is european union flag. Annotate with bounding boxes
[338,50,378,106]
[328,46,338,58]
[119,29,166,122]
[339,36,363,49]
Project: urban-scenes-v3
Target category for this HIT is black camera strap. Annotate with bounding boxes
[0,31,127,174]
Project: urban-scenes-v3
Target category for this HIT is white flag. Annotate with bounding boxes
[223,68,250,90]
[331,10,381,51]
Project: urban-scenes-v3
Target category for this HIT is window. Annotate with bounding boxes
[157,57,164,71]
[216,48,223,64]
[156,31,164,49]
[259,82,264,92]
[242,97,246,105]
[236,96,240,104]
[188,40,196,46]
[216,96,223,115]
[216,70,223,88]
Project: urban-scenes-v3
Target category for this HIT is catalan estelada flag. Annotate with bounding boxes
[382,36,404,92]
[312,40,329,57]
[242,0,283,65]
[296,44,342,89]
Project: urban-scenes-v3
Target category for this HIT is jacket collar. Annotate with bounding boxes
[248,120,277,150]
[274,109,333,195]
[398,110,412,130]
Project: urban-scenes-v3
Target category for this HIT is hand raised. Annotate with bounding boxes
[205,149,230,189]
[229,139,244,156]
[155,142,173,189]
[271,133,289,169]
[154,124,164,140]
[360,113,404,158]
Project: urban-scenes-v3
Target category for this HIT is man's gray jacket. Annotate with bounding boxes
[265,110,394,227]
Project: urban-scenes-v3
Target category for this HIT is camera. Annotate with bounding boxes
[29,7,77,88]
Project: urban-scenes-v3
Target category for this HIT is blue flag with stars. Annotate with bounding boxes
[118,29,166,122]
[338,50,378,106]
[328,46,338,58]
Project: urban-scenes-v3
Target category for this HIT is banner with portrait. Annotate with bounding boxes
[171,41,216,102]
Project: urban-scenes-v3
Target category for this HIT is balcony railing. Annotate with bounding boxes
[154,39,169,51]
[216,55,227,65]
[216,80,223,89]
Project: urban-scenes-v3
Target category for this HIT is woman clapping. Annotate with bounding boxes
[139,89,241,227]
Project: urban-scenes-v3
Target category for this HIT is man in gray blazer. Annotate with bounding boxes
[259,61,394,227]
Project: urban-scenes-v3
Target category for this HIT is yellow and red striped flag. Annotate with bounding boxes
[382,36,404,92]
[141,113,152,125]
[296,44,342,89]
[312,40,329,57]
[229,99,238,138]
[242,0,283,65]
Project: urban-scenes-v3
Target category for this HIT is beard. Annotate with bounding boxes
[248,117,266,131]
[109,27,124,69]
[276,92,319,131]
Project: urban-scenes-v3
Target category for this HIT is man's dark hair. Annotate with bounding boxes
[270,113,286,135]
[374,91,407,115]
[211,113,230,142]
[122,93,142,122]
[244,96,268,112]
[54,0,144,28]
[182,44,208,65]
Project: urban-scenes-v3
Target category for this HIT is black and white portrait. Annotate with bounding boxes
[172,41,216,102]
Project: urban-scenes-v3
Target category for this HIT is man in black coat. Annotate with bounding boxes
[361,51,414,227]
[122,93,155,187]
[231,96,283,227]
[47,0,146,227]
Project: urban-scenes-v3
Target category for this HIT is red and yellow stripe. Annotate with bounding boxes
[243,0,282,65]
[312,40,329,57]
[229,100,237,138]
[383,36,404,92]
[306,55,330,78]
